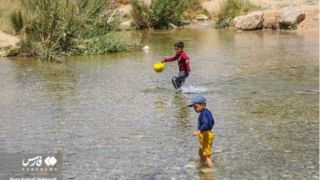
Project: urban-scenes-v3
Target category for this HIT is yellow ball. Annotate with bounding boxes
[159,62,165,69]
[153,62,165,73]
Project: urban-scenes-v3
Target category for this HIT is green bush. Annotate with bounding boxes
[11,0,127,61]
[131,0,152,28]
[15,40,38,57]
[79,33,132,55]
[10,10,23,34]
[37,44,59,61]
[131,0,190,29]
[216,0,257,28]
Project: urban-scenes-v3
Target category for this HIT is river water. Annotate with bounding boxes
[0,25,319,179]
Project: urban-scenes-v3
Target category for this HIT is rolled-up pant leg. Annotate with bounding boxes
[176,71,189,88]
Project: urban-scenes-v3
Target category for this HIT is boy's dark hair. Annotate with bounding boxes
[174,41,184,49]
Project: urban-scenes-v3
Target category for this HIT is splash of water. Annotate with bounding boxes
[179,84,208,94]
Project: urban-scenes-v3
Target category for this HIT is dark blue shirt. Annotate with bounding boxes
[198,109,214,131]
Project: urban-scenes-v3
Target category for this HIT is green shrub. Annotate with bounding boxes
[216,0,257,28]
[37,44,59,61]
[10,10,23,34]
[11,0,127,61]
[15,40,39,57]
[131,0,190,29]
[131,0,152,28]
[79,33,132,55]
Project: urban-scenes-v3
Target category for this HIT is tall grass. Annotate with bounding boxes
[0,0,19,34]
[6,0,130,61]
[131,0,190,29]
[216,0,257,28]
[10,11,23,34]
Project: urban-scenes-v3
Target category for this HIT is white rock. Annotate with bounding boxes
[142,45,150,50]
[120,19,132,28]
[196,14,209,21]
[280,9,305,27]
[168,23,177,29]
[233,11,264,30]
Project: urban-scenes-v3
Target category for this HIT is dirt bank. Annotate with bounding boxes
[0,31,19,48]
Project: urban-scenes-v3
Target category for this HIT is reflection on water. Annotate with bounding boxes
[0,27,318,179]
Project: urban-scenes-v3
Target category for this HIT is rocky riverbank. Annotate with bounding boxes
[117,0,318,31]
[0,0,318,57]
[0,31,20,57]
[230,5,319,31]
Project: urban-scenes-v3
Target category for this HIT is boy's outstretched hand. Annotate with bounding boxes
[192,130,200,136]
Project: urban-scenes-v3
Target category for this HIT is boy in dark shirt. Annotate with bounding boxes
[188,95,214,168]
[162,41,190,89]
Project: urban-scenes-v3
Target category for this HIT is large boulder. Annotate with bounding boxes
[279,9,305,30]
[297,6,319,31]
[233,11,264,30]
[263,10,281,30]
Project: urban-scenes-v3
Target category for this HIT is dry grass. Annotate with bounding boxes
[0,0,20,34]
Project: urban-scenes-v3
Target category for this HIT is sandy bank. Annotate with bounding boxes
[0,31,19,48]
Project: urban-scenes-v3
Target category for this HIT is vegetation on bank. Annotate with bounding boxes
[216,0,259,28]
[131,0,210,29]
[0,0,265,60]
[4,0,132,61]
[131,0,189,29]
[130,0,258,29]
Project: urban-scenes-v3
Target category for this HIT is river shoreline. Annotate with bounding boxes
[0,2,318,57]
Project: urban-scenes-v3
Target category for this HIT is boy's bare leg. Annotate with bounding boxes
[199,148,206,162]
[205,157,214,168]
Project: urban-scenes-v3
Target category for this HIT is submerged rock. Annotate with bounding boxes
[233,11,264,30]
[215,146,224,153]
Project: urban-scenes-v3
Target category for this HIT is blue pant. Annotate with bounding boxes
[172,71,189,89]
